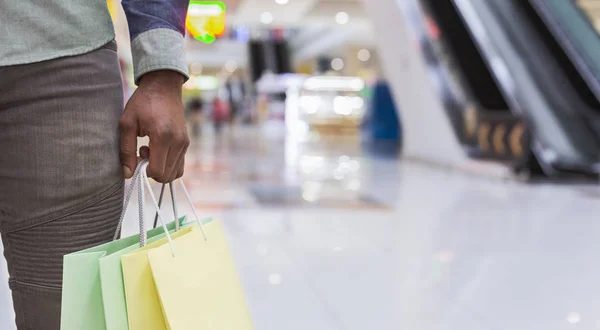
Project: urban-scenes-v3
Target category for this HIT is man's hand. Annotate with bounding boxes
[119,70,190,183]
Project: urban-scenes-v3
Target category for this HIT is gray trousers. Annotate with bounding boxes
[0,42,124,329]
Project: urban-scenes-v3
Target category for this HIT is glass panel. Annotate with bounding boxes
[545,0,600,82]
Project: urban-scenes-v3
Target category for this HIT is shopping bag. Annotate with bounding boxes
[120,160,215,330]
[61,221,176,330]
[99,218,190,330]
[101,176,195,330]
[122,226,195,330]
[148,219,255,330]
[61,161,184,330]
[121,162,253,330]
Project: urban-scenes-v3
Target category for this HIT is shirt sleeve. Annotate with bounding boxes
[121,0,190,84]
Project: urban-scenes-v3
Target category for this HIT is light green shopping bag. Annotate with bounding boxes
[61,217,184,330]
[61,161,183,330]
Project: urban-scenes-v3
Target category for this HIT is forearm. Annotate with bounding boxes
[121,0,191,84]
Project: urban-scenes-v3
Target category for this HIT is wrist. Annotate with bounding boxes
[138,70,184,92]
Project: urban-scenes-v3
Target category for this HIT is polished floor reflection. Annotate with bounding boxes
[2,124,600,329]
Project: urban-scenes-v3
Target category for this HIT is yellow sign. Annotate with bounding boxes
[478,122,491,152]
[493,124,507,154]
[186,1,226,44]
[509,123,525,157]
[464,105,478,138]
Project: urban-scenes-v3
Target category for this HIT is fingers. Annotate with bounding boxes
[139,145,150,160]
[147,136,169,183]
[169,135,189,181]
[164,147,184,182]
[119,115,138,179]
[174,152,186,181]
[147,125,190,183]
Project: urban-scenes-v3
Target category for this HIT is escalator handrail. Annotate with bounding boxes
[527,0,600,104]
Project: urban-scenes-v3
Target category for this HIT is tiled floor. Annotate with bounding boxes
[2,124,600,329]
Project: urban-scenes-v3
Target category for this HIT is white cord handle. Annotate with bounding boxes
[140,161,175,256]
[114,163,144,240]
[150,177,208,241]
[114,159,208,253]
[113,160,176,256]
[153,182,180,231]
[178,178,208,241]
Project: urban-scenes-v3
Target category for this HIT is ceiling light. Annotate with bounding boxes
[335,11,350,25]
[187,3,224,16]
[260,11,274,24]
[224,60,238,73]
[190,63,203,74]
[331,58,344,71]
[195,75,219,90]
[275,0,289,4]
[303,76,365,91]
[358,49,371,62]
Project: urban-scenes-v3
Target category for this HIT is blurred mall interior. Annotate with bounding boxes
[5,0,600,329]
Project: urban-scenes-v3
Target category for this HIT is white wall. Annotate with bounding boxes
[362,0,468,167]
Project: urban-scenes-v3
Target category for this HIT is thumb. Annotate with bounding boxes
[119,115,138,179]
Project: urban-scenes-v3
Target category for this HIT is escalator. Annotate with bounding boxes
[414,0,531,170]
[407,0,600,176]
[449,0,600,175]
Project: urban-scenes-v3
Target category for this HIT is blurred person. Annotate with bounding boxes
[225,77,242,127]
[187,96,205,138]
[212,96,230,135]
[0,0,192,329]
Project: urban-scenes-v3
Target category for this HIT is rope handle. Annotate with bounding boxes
[113,159,208,253]
[153,182,180,231]
[152,178,208,241]
[140,161,176,256]
[112,160,175,256]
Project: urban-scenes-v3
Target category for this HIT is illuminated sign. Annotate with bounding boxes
[186,1,226,44]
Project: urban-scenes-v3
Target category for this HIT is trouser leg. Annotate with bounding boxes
[0,41,124,330]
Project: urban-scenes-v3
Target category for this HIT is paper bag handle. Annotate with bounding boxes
[139,161,176,255]
[152,178,208,241]
[112,160,176,256]
[153,182,180,231]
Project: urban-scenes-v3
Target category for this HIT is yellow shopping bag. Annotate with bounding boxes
[121,160,253,330]
[147,219,254,330]
[122,226,195,330]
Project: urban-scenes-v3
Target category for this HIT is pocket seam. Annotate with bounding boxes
[1,179,123,234]
[9,279,62,292]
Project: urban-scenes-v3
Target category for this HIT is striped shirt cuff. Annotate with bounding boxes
[130,28,189,85]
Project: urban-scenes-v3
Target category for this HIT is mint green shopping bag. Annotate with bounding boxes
[61,218,184,330]
[61,162,184,330]
[101,217,189,330]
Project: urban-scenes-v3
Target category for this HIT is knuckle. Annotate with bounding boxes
[119,153,129,163]
[119,150,131,160]
[180,135,191,148]
[155,124,175,140]
[147,166,160,178]
[119,118,134,131]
